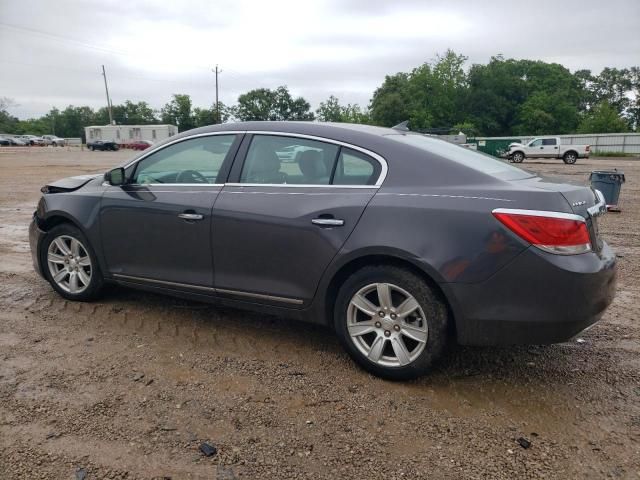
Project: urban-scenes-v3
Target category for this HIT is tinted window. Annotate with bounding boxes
[542,138,557,146]
[240,135,339,185]
[386,134,531,180]
[333,148,380,185]
[133,135,236,184]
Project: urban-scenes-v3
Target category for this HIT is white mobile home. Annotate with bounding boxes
[84,124,178,145]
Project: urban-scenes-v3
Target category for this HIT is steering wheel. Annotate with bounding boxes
[176,169,208,184]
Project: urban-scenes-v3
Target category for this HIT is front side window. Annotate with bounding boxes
[530,139,542,147]
[132,134,236,184]
[240,135,339,185]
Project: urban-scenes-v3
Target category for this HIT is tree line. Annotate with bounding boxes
[1,50,638,139]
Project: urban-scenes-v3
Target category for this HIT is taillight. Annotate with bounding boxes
[492,208,591,255]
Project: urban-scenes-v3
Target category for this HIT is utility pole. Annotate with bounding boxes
[101,65,113,125]
[212,65,221,124]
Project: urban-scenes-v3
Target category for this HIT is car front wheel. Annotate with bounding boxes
[511,152,524,163]
[40,224,104,301]
[334,265,448,380]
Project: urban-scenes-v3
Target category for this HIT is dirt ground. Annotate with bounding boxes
[0,147,638,480]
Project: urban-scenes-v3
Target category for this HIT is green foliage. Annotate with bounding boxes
[161,94,195,131]
[577,102,629,134]
[316,95,370,123]
[235,86,314,121]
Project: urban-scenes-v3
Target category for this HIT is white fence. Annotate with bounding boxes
[475,133,640,155]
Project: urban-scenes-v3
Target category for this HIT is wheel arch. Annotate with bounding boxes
[563,149,578,157]
[321,250,457,337]
[38,212,84,233]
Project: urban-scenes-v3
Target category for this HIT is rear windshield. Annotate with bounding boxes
[385,133,532,180]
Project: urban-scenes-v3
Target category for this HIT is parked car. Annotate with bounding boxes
[506,137,590,164]
[0,136,11,146]
[17,135,45,146]
[42,135,66,147]
[88,140,119,151]
[8,137,27,146]
[29,122,616,380]
[129,140,153,151]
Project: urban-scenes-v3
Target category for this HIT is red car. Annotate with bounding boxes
[130,140,153,151]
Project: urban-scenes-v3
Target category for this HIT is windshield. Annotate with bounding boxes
[385,133,532,180]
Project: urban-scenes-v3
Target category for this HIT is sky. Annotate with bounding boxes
[1,0,639,119]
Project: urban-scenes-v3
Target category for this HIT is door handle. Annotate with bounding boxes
[312,218,345,227]
[178,213,204,221]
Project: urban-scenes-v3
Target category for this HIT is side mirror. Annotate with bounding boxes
[105,167,126,186]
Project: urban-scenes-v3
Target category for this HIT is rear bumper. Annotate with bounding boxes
[446,242,617,345]
[29,214,46,278]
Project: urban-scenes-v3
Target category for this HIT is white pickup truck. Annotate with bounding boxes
[506,137,590,164]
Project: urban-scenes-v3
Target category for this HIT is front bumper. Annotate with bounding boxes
[447,242,617,345]
[29,214,46,278]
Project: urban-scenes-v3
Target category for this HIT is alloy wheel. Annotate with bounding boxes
[47,235,92,294]
[347,283,428,367]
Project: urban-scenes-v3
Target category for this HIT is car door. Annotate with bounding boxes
[100,133,242,287]
[211,133,385,305]
[527,138,543,157]
[541,137,559,157]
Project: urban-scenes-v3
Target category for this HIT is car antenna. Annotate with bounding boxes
[391,120,410,131]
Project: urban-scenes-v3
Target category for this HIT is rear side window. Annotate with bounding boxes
[240,135,339,185]
[542,138,557,146]
[333,148,380,186]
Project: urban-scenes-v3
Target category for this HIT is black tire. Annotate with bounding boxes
[334,265,448,380]
[39,223,104,301]
[511,151,525,163]
[563,151,577,164]
[90,146,95,151]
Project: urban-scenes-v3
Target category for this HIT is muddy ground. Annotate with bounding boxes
[0,147,638,479]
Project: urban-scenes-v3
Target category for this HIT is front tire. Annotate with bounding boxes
[334,265,448,380]
[511,151,524,163]
[563,151,577,164]
[40,224,104,301]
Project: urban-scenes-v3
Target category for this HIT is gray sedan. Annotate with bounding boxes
[29,122,617,379]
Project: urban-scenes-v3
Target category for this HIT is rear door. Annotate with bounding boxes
[211,133,384,305]
[541,138,559,157]
[100,133,241,287]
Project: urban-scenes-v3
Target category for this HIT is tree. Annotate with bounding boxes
[316,95,370,123]
[0,97,19,134]
[161,94,195,131]
[577,102,629,133]
[235,86,314,121]
[369,73,411,127]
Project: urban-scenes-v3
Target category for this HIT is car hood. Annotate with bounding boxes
[41,174,103,193]
[508,142,524,148]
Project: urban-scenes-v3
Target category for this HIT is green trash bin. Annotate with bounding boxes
[589,170,625,208]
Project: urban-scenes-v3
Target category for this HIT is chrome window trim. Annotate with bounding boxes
[224,183,378,189]
[492,208,585,223]
[120,130,389,188]
[112,273,303,305]
[122,131,245,169]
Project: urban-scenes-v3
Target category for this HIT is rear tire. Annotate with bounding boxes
[563,151,577,164]
[511,151,524,163]
[334,265,448,380]
[40,224,104,301]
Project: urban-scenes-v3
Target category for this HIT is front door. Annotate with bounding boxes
[211,134,383,305]
[100,133,241,287]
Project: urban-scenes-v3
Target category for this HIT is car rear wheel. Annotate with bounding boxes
[40,224,104,301]
[511,152,524,163]
[334,265,448,380]
[563,152,577,164]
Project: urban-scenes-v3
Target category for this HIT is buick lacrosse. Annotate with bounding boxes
[29,122,616,379]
